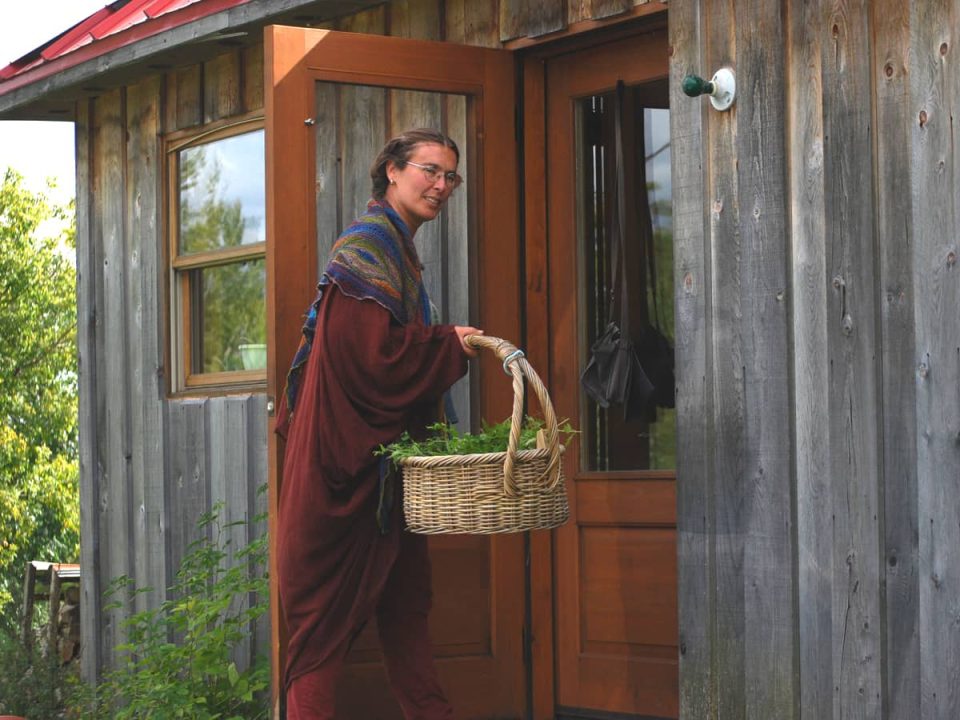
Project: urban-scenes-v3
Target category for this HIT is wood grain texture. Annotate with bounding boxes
[567,0,632,25]
[125,75,168,616]
[669,0,713,716]
[788,0,833,716]
[76,97,102,684]
[912,1,960,717]
[732,0,794,717]
[702,0,745,716]
[873,1,919,717]
[822,1,883,715]
[95,89,132,670]
[500,0,564,42]
[444,0,500,46]
[203,50,242,123]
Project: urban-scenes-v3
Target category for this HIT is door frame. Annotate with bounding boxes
[519,11,670,719]
[264,26,522,714]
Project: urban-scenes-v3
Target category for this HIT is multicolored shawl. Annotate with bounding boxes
[283,199,430,417]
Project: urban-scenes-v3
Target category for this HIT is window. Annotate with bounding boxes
[167,117,266,391]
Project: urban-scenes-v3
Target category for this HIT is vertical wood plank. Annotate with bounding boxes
[442,93,472,430]
[390,0,442,39]
[248,394,271,666]
[669,0,713,716]
[702,0,745,716]
[203,50,242,124]
[125,75,167,614]
[242,42,264,113]
[174,64,202,131]
[872,1,920,717]
[95,88,133,670]
[733,1,794,717]
[340,84,387,222]
[912,2,960,718]
[337,4,387,33]
[76,98,103,683]
[444,0,500,47]
[314,82,340,276]
[499,0,564,42]
[567,0,632,25]
[788,0,833,716]
[167,399,209,579]
[821,1,883,715]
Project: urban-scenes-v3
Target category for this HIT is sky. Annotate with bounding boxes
[0,1,107,204]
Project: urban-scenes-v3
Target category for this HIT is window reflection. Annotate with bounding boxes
[577,80,675,471]
[179,129,265,254]
[189,259,266,374]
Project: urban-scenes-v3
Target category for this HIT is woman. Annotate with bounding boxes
[276,129,480,719]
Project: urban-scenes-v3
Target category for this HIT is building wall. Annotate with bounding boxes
[671,1,960,718]
[74,0,660,686]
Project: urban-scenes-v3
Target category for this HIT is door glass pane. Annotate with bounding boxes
[577,80,674,471]
[189,258,267,373]
[313,82,473,429]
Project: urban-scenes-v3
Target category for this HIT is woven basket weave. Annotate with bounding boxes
[401,335,569,534]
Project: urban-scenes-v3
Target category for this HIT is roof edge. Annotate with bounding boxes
[0,0,374,119]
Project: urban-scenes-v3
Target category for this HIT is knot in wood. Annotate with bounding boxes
[947,250,956,266]
[841,314,854,335]
[884,63,894,79]
[941,42,950,57]
[918,362,929,379]
[919,110,928,127]
[832,275,845,290]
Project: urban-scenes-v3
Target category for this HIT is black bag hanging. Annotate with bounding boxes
[579,81,674,420]
[632,95,675,416]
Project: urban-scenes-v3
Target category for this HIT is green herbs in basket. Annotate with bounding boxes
[376,418,576,465]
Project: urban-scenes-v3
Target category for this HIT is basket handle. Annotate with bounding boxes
[464,335,562,497]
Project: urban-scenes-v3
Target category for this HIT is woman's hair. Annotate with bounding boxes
[370,128,460,199]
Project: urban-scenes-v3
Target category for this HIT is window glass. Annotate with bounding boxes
[188,259,266,374]
[179,129,265,254]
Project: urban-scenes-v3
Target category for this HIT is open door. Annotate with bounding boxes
[264,27,523,719]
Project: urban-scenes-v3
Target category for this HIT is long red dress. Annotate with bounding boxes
[276,282,467,718]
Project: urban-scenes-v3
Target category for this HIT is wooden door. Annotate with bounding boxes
[265,27,524,719]
[532,27,678,718]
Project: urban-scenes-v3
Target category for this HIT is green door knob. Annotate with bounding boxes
[682,74,714,97]
[681,68,736,111]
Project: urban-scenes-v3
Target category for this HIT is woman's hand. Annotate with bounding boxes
[454,326,484,357]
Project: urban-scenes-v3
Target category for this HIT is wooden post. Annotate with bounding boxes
[20,562,36,648]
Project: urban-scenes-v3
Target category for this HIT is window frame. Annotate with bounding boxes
[165,112,267,395]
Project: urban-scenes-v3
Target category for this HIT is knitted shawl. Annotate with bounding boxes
[283,200,430,416]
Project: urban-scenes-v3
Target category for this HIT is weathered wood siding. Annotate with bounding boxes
[671,1,960,718]
[77,47,269,681]
[74,0,672,689]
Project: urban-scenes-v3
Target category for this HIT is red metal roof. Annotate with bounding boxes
[0,0,251,87]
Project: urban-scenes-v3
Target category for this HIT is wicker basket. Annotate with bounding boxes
[401,335,569,534]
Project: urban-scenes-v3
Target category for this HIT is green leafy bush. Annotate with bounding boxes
[73,507,269,720]
[377,417,577,464]
[0,625,77,719]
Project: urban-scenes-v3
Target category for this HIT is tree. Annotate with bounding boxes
[0,168,79,631]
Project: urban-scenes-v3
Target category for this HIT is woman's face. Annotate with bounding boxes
[385,142,459,234]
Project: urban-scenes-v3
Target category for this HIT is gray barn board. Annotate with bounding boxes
[672,0,960,718]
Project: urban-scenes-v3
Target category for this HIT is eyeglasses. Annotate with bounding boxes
[404,161,463,190]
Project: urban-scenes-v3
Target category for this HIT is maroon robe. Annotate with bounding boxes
[276,283,467,690]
